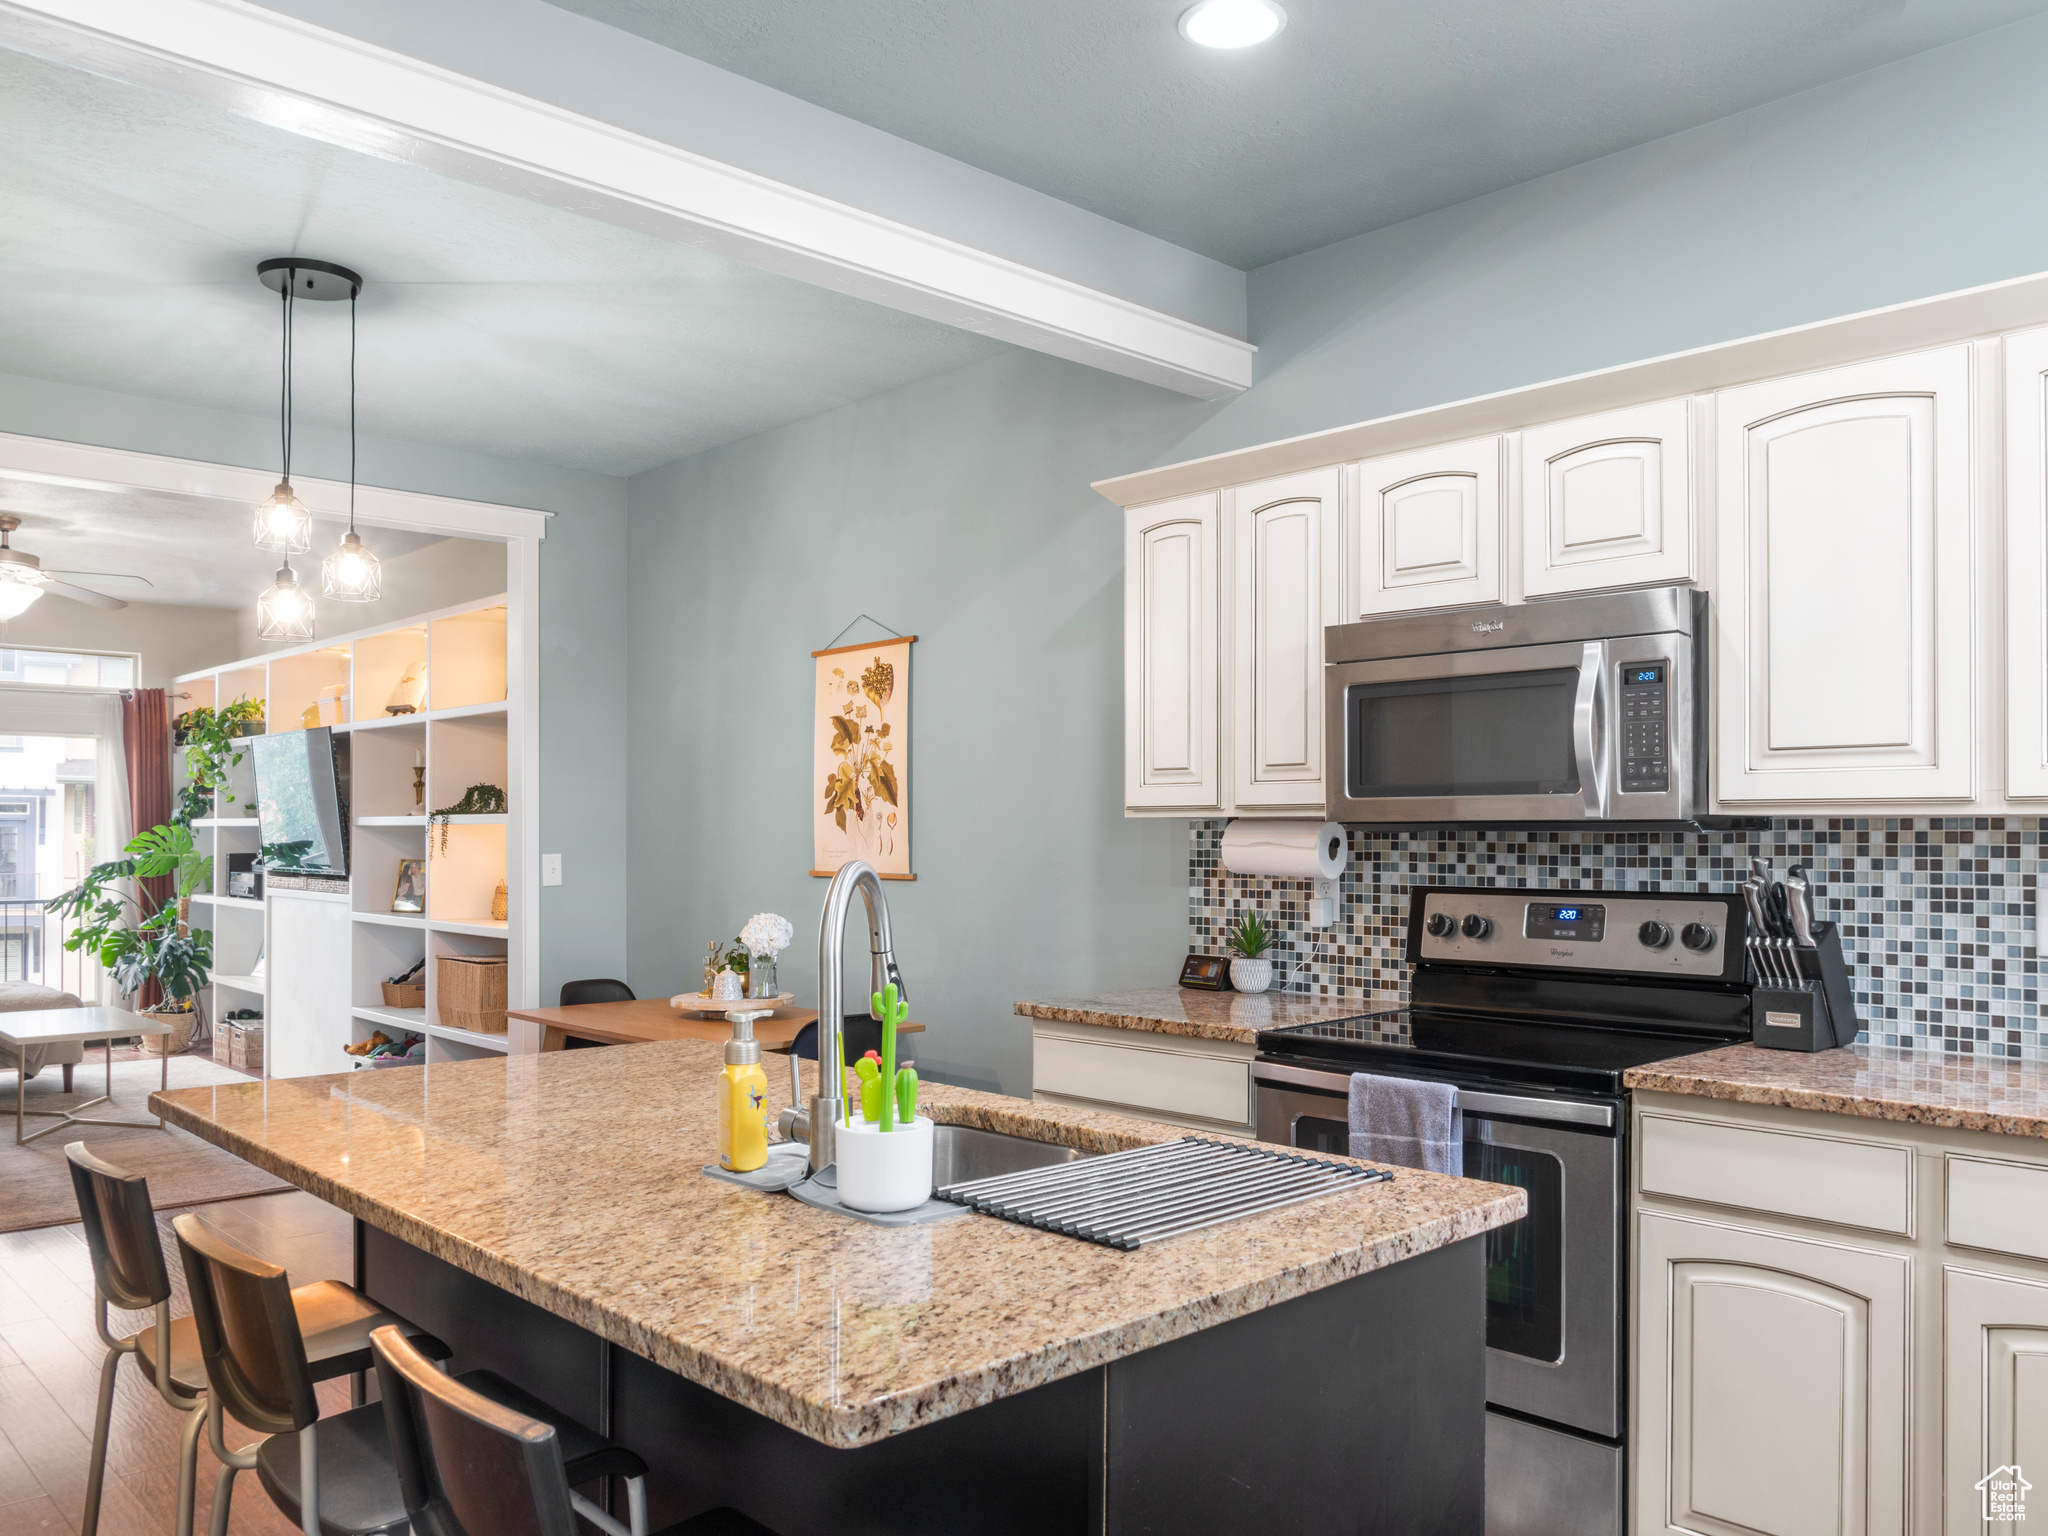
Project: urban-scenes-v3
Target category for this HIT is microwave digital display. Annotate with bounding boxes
[1625,666,1663,686]
[1525,903,1605,941]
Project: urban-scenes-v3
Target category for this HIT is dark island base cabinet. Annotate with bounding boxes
[360,1225,1486,1536]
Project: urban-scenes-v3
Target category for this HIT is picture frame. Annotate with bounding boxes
[810,634,916,880]
[390,858,426,913]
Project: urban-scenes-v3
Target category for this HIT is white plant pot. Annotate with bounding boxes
[1229,957,1273,993]
[834,1114,936,1212]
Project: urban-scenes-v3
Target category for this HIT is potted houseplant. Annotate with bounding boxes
[1225,912,1277,993]
[47,824,215,1052]
[173,696,264,826]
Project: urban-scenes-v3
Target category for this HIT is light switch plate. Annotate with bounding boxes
[541,853,562,886]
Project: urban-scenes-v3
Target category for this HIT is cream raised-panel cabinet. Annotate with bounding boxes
[1349,435,1503,617]
[2007,326,2048,799]
[1636,1210,1910,1536]
[1714,344,1976,804]
[1125,492,1222,812]
[1228,467,1343,811]
[1944,1265,2048,1531]
[1517,398,1694,599]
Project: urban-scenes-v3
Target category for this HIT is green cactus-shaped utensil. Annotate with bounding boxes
[896,1064,918,1124]
[872,982,909,1132]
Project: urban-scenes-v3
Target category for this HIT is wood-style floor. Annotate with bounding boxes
[0,1190,353,1535]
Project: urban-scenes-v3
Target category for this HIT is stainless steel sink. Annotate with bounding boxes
[931,1123,1094,1186]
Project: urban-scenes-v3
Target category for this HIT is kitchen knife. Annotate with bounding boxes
[1785,866,1817,949]
[1741,880,1781,985]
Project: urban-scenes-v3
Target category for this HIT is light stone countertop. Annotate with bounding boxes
[1015,985,1386,1045]
[1625,1042,2048,1139]
[152,1040,1524,1449]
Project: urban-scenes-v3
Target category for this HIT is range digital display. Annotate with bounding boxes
[1525,902,1606,942]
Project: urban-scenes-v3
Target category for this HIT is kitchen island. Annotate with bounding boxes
[153,1041,1524,1534]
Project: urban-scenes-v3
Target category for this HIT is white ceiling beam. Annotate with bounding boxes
[0,0,1255,399]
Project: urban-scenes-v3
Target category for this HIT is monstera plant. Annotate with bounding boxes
[48,824,215,1006]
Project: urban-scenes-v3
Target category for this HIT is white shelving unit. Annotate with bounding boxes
[175,592,531,1078]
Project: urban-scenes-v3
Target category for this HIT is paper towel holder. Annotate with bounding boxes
[1219,820,1345,929]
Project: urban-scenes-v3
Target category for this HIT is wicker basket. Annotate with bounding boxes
[381,979,426,1009]
[437,955,508,1034]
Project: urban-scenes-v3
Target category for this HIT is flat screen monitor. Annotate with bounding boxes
[249,727,350,877]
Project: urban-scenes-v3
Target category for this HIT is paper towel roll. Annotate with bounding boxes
[1220,820,1347,881]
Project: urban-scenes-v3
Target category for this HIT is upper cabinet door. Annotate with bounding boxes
[1124,493,1221,812]
[2007,326,2048,799]
[1229,468,1343,811]
[1351,436,1502,617]
[1519,398,1694,599]
[1714,346,1975,804]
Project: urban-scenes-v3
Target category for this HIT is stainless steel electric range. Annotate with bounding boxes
[1254,885,1752,1536]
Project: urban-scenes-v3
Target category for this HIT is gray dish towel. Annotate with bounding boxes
[1349,1072,1463,1175]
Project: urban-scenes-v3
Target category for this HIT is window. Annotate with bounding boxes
[0,738,18,752]
[0,648,136,688]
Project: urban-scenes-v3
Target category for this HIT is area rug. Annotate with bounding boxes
[0,1053,290,1232]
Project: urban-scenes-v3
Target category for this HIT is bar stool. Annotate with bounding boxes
[561,978,634,1050]
[64,1142,452,1536]
[371,1325,778,1536]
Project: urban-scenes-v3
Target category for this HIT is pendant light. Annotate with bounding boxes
[322,285,380,600]
[253,259,361,641]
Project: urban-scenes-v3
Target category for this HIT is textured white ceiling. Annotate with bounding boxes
[0,46,1009,478]
[548,0,2048,269]
[0,478,446,608]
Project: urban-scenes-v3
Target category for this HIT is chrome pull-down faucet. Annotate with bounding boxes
[779,860,904,1174]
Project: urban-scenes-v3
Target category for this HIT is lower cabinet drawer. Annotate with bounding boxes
[1033,1035,1249,1126]
[1947,1153,2048,1261]
[1640,1112,1912,1235]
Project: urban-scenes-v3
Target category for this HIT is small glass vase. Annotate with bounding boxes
[747,954,778,1000]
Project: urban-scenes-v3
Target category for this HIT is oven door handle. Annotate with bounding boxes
[1573,640,1607,819]
[1252,1061,1616,1128]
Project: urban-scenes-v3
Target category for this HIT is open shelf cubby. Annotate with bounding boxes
[175,591,525,1079]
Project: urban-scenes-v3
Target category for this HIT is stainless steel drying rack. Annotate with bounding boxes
[933,1136,1393,1250]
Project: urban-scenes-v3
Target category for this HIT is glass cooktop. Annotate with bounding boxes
[1259,1008,1737,1098]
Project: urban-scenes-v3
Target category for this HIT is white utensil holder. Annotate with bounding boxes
[834,1114,935,1212]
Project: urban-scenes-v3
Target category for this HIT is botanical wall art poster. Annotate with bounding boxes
[811,635,914,880]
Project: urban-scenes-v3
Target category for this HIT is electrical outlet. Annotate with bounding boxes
[541,853,562,887]
[1308,878,1337,929]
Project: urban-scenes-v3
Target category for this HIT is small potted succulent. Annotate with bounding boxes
[1225,912,1277,993]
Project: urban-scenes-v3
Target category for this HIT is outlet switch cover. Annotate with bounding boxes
[541,853,562,887]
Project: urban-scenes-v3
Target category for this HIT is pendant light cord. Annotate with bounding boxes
[348,287,358,533]
[278,278,292,483]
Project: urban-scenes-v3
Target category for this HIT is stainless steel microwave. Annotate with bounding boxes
[1324,585,1708,826]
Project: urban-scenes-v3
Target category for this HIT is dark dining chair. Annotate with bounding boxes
[66,1143,451,1536]
[372,1325,777,1536]
[560,979,635,1049]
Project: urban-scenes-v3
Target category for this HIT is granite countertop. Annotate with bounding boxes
[1015,986,1385,1045]
[1625,1043,2048,1139]
[151,1042,1524,1450]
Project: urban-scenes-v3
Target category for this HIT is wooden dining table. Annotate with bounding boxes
[509,997,925,1055]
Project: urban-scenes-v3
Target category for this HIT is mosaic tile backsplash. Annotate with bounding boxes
[1189,819,2043,1059]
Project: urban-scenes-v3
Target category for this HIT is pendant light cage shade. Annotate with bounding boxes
[257,564,315,641]
[322,529,381,601]
[253,481,311,552]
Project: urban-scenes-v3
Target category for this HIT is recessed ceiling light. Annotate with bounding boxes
[1179,0,1286,49]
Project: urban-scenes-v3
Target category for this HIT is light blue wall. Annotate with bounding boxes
[1186,9,2048,461]
[624,10,2048,1095]
[0,370,631,1005]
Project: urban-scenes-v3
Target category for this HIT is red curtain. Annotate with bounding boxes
[121,689,172,1008]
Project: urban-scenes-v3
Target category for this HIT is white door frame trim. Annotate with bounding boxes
[0,429,551,542]
[0,0,1255,400]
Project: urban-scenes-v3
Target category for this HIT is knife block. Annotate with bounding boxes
[1750,921,1861,1052]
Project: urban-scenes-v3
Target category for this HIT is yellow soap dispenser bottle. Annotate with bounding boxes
[718,1009,770,1172]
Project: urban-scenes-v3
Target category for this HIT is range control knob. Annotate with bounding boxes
[1638,920,1673,950]
[1679,922,1717,953]
[1425,912,1455,938]
[1460,913,1493,940]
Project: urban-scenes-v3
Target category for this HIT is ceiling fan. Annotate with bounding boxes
[0,515,132,617]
